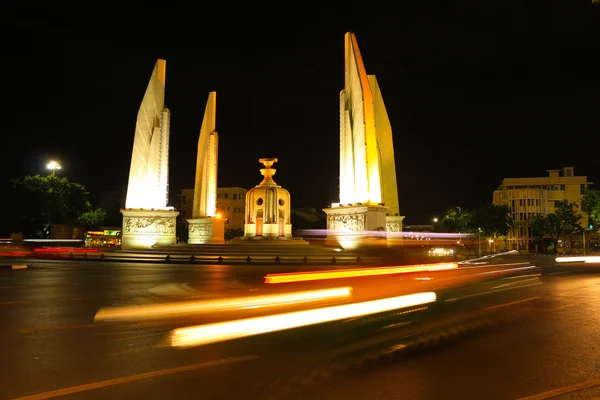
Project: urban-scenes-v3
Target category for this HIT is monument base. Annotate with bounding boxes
[244,223,293,239]
[386,215,405,247]
[228,236,309,245]
[121,208,179,250]
[323,205,404,250]
[187,217,225,244]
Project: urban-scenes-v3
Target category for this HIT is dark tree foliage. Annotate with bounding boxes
[1,175,104,238]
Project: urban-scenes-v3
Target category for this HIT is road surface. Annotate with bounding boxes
[1,255,599,399]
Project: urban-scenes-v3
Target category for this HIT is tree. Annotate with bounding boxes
[472,203,514,240]
[77,208,107,230]
[582,188,600,231]
[440,206,474,233]
[529,214,549,254]
[0,174,100,238]
[546,200,582,253]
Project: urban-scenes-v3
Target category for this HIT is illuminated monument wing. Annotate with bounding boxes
[324,32,405,248]
[121,59,179,249]
[187,92,225,244]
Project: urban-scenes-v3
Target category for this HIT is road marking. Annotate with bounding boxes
[492,277,540,290]
[518,377,600,399]
[19,320,170,334]
[484,296,540,310]
[0,284,79,290]
[13,355,258,400]
[383,344,408,355]
[383,321,412,329]
[445,282,543,302]
[540,302,579,312]
[0,297,83,306]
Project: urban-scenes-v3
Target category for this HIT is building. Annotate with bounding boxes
[178,188,194,221]
[493,167,591,250]
[403,224,434,233]
[216,187,247,231]
[178,187,247,231]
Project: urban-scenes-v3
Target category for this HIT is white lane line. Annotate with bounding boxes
[518,377,600,399]
[13,355,258,400]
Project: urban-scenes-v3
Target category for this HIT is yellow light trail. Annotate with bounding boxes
[556,256,600,264]
[170,292,437,348]
[264,263,458,284]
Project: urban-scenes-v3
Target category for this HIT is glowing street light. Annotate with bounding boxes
[46,160,62,175]
[433,218,438,223]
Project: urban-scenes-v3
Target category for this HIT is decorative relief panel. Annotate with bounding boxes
[386,222,401,233]
[327,213,366,232]
[189,222,213,237]
[123,217,175,234]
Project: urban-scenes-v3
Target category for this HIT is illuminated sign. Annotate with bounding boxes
[104,230,120,236]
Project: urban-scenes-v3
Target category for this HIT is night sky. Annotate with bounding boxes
[3,2,599,223]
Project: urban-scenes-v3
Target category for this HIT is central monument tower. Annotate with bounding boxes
[243,158,292,239]
[323,33,404,248]
[121,59,179,249]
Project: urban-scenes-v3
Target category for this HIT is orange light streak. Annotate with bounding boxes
[95,287,353,322]
[264,263,458,284]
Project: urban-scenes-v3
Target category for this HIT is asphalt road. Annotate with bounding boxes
[1,255,600,400]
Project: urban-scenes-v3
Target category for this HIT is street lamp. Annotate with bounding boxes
[46,160,61,175]
[478,227,482,257]
[433,218,438,223]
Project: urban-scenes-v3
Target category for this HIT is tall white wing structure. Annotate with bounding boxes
[338,33,399,215]
[125,59,170,209]
[192,92,218,218]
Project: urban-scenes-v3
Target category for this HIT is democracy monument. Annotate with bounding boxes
[120,32,404,250]
[323,32,404,249]
[120,59,179,250]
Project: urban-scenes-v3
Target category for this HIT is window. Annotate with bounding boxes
[564,168,574,177]
[233,194,237,200]
[581,184,586,195]
[560,185,565,191]
[224,194,229,199]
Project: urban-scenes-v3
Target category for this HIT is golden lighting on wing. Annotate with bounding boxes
[170,292,437,348]
[94,287,353,322]
[264,263,458,284]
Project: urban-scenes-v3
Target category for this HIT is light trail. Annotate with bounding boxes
[264,263,458,284]
[170,292,437,348]
[95,287,353,322]
[556,256,600,264]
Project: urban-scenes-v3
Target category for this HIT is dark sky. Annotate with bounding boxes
[2,2,599,223]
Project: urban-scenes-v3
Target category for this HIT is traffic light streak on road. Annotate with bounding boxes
[169,292,437,348]
[95,287,354,322]
[264,263,459,284]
